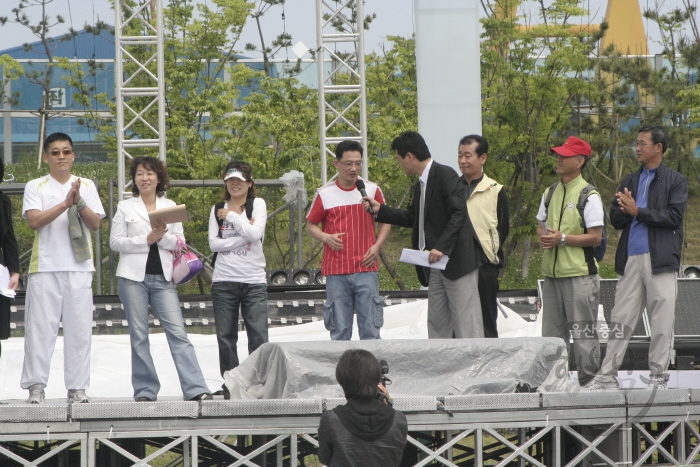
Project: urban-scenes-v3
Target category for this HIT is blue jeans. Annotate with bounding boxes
[324,272,384,340]
[118,275,210,400]
[211,281,269,376]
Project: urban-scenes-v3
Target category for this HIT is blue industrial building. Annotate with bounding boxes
[0,29,116,163]
[0,28,313,164]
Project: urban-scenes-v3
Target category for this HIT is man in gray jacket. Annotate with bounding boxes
[587,125,687,390]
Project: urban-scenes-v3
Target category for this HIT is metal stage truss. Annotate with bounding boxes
[5,390,700,466]
[115,0,166,201]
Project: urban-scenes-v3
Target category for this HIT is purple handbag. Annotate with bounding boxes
[172,237,203,285]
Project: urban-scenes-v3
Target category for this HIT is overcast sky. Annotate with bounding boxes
[0,0,415,57]
[0,0,694,56]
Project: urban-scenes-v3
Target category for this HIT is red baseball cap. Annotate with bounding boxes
[550,136,592,157]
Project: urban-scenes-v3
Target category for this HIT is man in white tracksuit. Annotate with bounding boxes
[21,132,105,404]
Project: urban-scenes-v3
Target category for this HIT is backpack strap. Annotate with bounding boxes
[215,198,259,240]
[577,184,608,230]
[577,184,595,216]
[543,181,559,220]
[214,202,226,238]
[211,201,226,269]
[577,184,594,228]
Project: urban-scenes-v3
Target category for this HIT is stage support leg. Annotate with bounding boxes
[276,437,283,466]
[290,434,298,467]
[183,437,190,467]
[87,437,96,467]
[675,421,686,464]
[475,429,483,466]
[518,429,526,467]
[191,435,198,466]
[632,423,643,461]
[445,430,453,463]
[81,437,88,467]
[553,426,561,467]
[623,423,633,465]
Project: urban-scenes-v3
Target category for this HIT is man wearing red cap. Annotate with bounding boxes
[536,136,604,389]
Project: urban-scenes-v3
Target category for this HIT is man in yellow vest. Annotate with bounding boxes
[536,136,604,388]
[458,135,509,338]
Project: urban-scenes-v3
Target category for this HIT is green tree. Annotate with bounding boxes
[644,5,700,182]
[0,55,23,106]
[244,0,300,77]
[480,0,602,280]
[228,74,320,269]
[583,47,646,186]
[364,36,418,289]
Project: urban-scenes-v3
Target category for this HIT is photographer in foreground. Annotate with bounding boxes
[318,349,407,467]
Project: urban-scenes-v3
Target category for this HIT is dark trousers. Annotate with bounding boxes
[479,263,500,338]
[211,281,269,377]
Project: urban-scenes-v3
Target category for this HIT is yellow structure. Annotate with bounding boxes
[599,0,649,55]
[506,0,650,56]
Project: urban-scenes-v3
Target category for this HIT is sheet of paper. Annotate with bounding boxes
[148,204,189,228]
[398,248,449,270]
[0,266,15,298]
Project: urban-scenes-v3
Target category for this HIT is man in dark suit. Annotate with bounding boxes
[363,131,483,338]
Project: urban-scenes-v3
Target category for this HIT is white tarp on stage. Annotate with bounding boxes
[0,299,546,401]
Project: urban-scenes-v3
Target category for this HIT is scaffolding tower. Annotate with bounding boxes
[315,0,368,184]
[114,0,167,200]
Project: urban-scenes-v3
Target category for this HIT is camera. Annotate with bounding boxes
[377,359,393,405]
[379,359,392,387]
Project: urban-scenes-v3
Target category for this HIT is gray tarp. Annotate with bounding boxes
[224,338,573,399]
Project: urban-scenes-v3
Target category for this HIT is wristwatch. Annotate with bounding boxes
[559,234,567,247]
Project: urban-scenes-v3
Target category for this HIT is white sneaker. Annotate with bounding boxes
[67,389,91,403]
[580,378,619,391]
[26,384,45,404]
[646,376,668,390]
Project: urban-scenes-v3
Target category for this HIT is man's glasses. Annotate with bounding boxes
[49,149,74,156]
[340,161,362,168]
[634,141,654,148]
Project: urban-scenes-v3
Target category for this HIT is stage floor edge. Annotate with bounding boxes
[3,389,700,466]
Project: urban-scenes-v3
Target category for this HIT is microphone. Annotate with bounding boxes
[356,179,374,215]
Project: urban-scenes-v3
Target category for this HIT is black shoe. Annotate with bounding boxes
[188,393,213,401]
[213,384,231,399]
[135,396,155,402]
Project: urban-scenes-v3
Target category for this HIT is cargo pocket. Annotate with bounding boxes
[373,296,386,327]
[323,300,336,332]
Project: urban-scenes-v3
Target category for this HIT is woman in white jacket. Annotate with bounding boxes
[110,156,211,402]
[209,161,268,397]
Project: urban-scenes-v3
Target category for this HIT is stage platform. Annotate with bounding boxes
[3,390,700,466]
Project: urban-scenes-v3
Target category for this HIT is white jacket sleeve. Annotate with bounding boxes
[109,202,149,253]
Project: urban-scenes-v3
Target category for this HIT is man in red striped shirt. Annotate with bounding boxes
[306,140,391,340]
